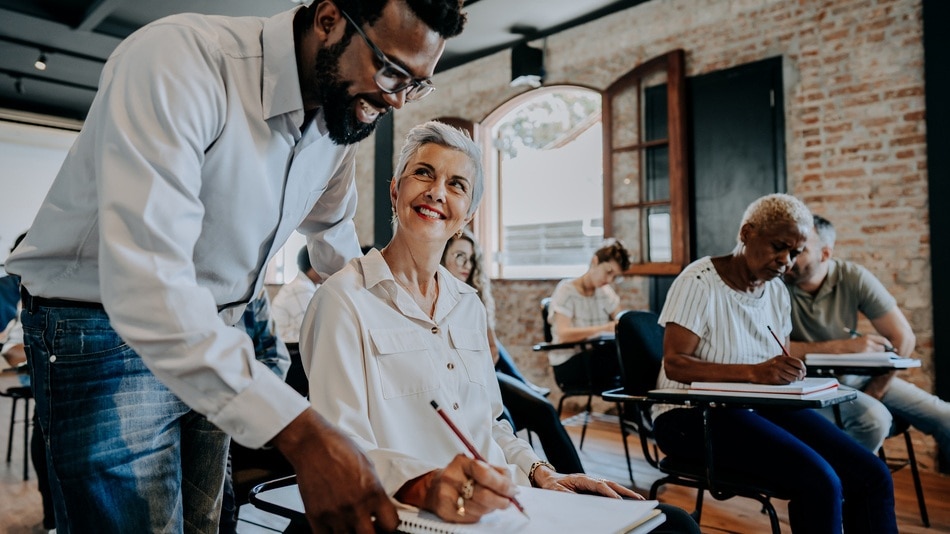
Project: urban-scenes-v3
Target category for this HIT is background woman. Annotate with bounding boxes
[442,229,584,474]
[301,121,698,532]
[547,239,630,396]
[653,193,896,533]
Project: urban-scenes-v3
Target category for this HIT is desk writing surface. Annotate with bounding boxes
[647,388,856,408]
[805,353,921,369]
[252,483,664,533]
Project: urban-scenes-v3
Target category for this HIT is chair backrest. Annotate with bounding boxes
[540,297,553,343]
[615,309,665,396]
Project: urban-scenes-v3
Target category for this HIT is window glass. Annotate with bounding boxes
[483,87,603,278]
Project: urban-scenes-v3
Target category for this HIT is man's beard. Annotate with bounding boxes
[313,38,385,146]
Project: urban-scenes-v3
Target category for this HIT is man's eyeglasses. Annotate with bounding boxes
[338,8,436,102]
[452,252,474,269]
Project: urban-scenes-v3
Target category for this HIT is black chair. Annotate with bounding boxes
[1,376,32,481]
[879,415,929,527]
[532,297,618,449]
[603,310,786,533]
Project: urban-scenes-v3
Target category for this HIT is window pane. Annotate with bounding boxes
[612,150,640,206]
[643,84,667,141]
[492,88,603,278]
[645,145,669,201]
[610,86,640,147]
[612,208,642,264]
[646,207,672,262]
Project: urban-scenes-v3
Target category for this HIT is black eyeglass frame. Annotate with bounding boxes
[337,8,436,102]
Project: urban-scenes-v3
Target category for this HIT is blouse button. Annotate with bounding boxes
[447,362,455,370]
[49,355,57,363]
[453,402,460,410]
[431,326,439,334]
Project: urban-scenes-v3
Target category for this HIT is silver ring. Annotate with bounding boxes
[461,478,475,500]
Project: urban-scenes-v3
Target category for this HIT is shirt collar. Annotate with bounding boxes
[358,248,476,323]
[262,7,305,124]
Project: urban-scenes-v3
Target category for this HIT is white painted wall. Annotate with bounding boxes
[0,120,77,268]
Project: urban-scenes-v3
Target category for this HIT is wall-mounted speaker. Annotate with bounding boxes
[510,42,544,88]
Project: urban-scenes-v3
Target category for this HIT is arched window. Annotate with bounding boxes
[478,86,603,278]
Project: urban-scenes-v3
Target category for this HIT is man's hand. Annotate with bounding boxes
[272,409,399,534]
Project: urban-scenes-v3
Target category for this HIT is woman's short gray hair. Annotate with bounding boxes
[738,193,812,242]
[393,121,484,217]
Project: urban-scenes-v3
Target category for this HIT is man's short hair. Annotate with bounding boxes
[813,214,836,249]
[296,246,312,273]
[337,0,467,39]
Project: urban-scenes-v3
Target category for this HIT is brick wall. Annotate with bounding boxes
[355,0,936,467]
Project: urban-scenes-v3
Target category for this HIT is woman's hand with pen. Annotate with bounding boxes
[751,355,806,384]
[396,455,517,524]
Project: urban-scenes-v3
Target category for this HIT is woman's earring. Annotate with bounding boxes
[456,228,464,239]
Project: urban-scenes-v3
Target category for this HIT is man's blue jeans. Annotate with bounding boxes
[21,304,229,533]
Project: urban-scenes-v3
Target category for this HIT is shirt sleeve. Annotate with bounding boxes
[658,267,710,338]
[548,280,574,320]
[300,152,363,281]
[849,263,897,320]
[93,22,308,448]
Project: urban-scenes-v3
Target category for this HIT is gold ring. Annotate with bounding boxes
[461,478,475,500]
[456,495,466,517]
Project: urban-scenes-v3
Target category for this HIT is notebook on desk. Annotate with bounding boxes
[689,377,839,399]
[805,352,921,368]
[252,483,663,534]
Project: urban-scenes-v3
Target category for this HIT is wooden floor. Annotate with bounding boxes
[1,395,948,533]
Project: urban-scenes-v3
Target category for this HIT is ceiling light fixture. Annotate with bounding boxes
[34,51,48,71]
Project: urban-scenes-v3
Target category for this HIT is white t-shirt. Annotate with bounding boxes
[547,279,620,366]
[654,256,792,417]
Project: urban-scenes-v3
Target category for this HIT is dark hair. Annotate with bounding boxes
[11,232,26,254]
[296,246,312,273]
[812,214,836,248]
[593,238,631,272]
[309,0,467,39]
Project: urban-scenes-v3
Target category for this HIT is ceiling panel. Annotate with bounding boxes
[0,0,650,121]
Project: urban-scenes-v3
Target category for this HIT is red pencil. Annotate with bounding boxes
[430,400,529,518]
[766,325,791,357]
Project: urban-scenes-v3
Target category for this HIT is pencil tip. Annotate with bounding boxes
[430,400,439,409]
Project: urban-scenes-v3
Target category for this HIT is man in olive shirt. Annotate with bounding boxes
[785,215,950,472]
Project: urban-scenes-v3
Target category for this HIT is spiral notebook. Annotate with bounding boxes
[252,483,663,534]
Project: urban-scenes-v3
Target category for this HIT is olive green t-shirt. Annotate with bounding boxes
[786,258,896,343]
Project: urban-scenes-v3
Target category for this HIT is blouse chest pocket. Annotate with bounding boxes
[448,326,491,387]
[369,328,441,399]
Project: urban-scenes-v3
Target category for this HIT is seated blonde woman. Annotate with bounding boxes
[300,121,697,532]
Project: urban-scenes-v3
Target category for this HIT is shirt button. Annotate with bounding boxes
[431,326,439,334]
[49,355,57,363]
[453,402,460,410]
[447,363,455,370]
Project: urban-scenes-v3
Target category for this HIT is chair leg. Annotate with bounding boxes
[903,430,930,527]
[578,394,592,450]
[615,403,634,485]
[22,397,30,481]
[691,489,704,523]
[761,498,781,534]
[6,396,17,463]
